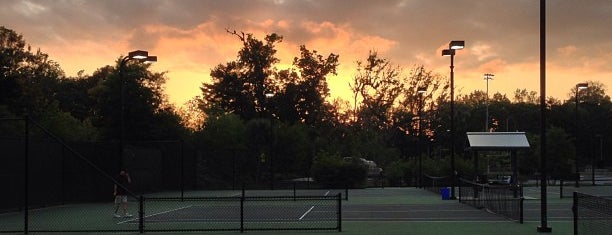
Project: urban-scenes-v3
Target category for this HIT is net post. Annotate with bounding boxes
[572,192,578,235]
[337,193,342,232]
[139,195,144,233]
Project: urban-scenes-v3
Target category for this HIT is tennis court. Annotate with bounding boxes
[0,186,595,234]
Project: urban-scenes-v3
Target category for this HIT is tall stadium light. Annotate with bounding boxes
[119,50,157,169]
[484,73,495,132]
[574,82,588,188]
[265,92,275,190]
[537,0,552,232]
[442,40,464,199]
[417,87,427,188]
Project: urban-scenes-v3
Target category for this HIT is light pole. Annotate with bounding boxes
[417,87,427,188]
[537,0,551,232]
[265,92,275,190]
[119,50,157,169]
[574,82,588,187]
[595,134,603,186]
[484,73,495,132]
[442,40,464,199]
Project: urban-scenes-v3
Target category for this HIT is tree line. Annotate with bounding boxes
[2,26,611,188]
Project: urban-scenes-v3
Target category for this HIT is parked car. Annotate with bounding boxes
[488,175,511,185]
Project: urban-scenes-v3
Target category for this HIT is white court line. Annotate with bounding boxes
[299,206,315,221]
[299,189,328,221]
[117,205,192,225]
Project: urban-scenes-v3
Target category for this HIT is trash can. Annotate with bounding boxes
[441,187,451,200]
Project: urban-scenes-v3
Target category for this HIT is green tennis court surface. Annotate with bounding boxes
[3,186,604,234]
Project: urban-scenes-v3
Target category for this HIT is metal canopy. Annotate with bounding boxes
[466,132,530,151]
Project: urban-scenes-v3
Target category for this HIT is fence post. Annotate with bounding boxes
[139,195,144,233]
[240,182,245,232]
[293,182,296,201]
[180,140,185,201]
[458,182,462,202]
[24,116,29,235]
[519,197,524,224]
[573,192,578,235]
[337,193,342,232]
[560,179,564,199]
[344,187,348,201]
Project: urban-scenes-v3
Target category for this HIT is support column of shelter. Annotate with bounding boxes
[512,150,519,198]
[473,151,479,182]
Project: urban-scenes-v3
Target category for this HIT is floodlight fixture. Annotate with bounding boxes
[442,49,454,56]
[143,55,157,64]
[449,40,465,50]
[128,50,148,60]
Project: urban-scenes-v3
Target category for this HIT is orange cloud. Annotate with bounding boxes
[470,42,497,61]
[478,59,508,73]
[557,45,578,57]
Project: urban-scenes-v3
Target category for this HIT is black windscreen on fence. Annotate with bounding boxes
[0,117,341,233]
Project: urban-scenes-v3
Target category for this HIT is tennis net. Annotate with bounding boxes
[422,174,451,194]
[458,178,523,223]
[573,192,612,235]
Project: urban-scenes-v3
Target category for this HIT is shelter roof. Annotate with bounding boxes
[466,132,530,151]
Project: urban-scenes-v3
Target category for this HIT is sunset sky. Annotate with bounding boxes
[2,0,611,106]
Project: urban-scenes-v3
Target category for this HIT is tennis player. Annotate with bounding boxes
[113,169,132,218]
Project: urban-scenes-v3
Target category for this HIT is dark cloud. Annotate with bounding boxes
[1,0,611,72]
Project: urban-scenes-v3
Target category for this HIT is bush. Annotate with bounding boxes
[385,159,413,186]
[311,152,368,188]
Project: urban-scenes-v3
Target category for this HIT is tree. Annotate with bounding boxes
[201,31,282,120]
[89,59,185,141]
[177,96,207,131]
[525,127,575,179]
[0,26,64,117]
[557,81,612,169]
[0,26,97,140]
[0,26,27,110]
[350,51,403,129]
[395,65,448,160]
[196,113,248,187]
[280,46,339,125]
[513,88,539,104]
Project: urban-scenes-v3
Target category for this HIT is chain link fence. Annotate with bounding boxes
[141,194,341,232]
[0,117,341,233]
